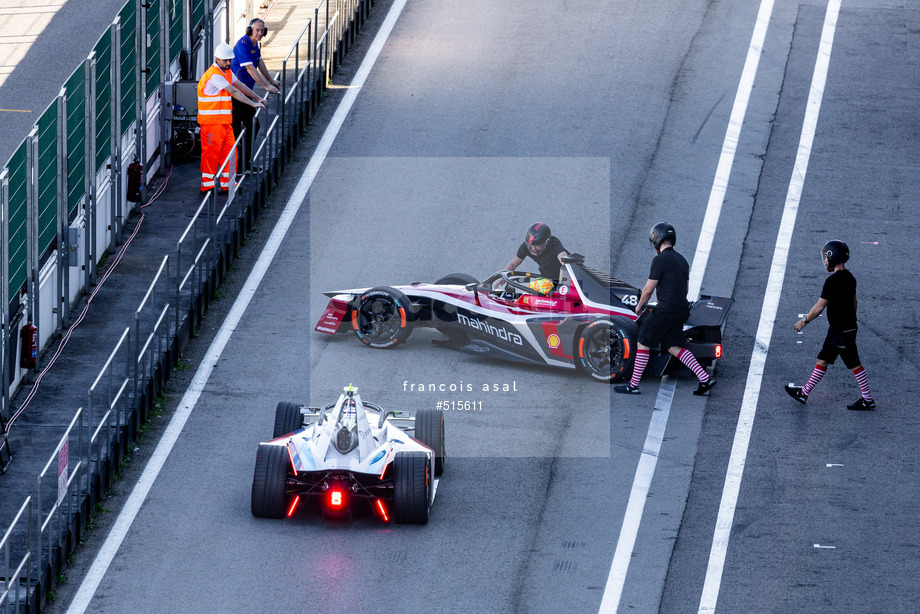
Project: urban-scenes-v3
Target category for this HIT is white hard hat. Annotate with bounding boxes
[215,43,234,60]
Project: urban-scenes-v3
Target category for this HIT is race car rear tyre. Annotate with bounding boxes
[251,445,290,519]
[433,274,478,330]
[576,316,638,383]
[273,401,302,438]
[434,273,478,286]
[393,451,430,524]
[415,409,446,476]
[352,286,413,348]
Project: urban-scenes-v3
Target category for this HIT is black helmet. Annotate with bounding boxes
[821,240,849,270]
[525,223,552,246]
[649,222,676,252]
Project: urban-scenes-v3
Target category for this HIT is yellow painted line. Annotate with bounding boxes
[0,109,32,113]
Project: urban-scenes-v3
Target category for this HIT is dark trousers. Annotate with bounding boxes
[232,98,259,171]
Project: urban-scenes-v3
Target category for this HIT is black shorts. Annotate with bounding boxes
[817,329,861,368]
[638,308,688,351]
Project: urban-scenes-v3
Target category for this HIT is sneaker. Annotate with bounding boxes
[693,379,717,396]
[847,398,876,411]
[784,384,808,405]
[614,383,641,395]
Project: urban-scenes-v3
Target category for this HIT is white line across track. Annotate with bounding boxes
[599,0,777,611]
[698,0,841,611]
[64,1,409,611]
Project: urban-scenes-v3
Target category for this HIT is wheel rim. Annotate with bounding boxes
[356,297,401,343]
[585,325,623,376]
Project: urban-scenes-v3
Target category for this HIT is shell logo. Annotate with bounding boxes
[546,333,561,348]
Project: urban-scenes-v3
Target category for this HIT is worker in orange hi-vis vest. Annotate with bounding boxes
[197,43,266,192]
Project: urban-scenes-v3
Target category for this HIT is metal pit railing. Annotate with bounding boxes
[1,0,376,609]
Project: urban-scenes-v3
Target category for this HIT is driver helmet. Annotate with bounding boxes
[525,223,552,250]
[649,222,676,253]
[821,240,849,271]
[528,277,554,295]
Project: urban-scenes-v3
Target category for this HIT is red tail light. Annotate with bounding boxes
[287,496,300,518]
[327,488,346,509]
[715,344,722,359]
[374,499,390,522]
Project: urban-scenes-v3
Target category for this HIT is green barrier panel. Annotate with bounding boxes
[95,34,113,170]
[192,0,205,34]
[170,0,183,63]
[6,144,27,299]
[119,0,137,130]
[65,67,86,219]
[37,105,58,255]
[146,0,161,97]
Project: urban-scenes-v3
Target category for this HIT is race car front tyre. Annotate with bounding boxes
[393,451,430,524]
[351,286,413,348]
[273,401,302,438]
[576,316,638,383]
[251,445,290,519]
[415,409,446,476]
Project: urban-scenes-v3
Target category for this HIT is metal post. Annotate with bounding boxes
[280,58,287,155]
[111,20,124,249]
[84,53,98,285]
[136,0,147,204]
[182,0,192,63]
[25,127,39,380]
[205,6,213,68]
[56,89,70,330]
[159,0,170,172]
[0,169,9,425]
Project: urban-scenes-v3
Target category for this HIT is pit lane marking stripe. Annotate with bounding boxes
[699,1,841,611]
[600,0,777,611]
[65,1,409,611]
[599,378,675,612]
[687,0,776,302]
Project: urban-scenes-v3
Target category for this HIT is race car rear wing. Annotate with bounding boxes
[687,295,734,329]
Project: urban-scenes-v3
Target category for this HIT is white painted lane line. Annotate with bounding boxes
[64,2,409,612]
[688,0,776,302]
[698,1,841,612]
[599,378,675,613]
[599,1,776,610]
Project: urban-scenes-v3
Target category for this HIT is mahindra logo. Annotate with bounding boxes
[457,313,523,345]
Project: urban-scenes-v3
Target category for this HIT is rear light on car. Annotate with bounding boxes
[374,499,390,522]
[715,344,722,359]
[286,444,298,476]
[287,496,300,518]
[327,488,346,510]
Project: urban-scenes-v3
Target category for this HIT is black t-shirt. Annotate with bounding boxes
[648,247,689,312]
[516,236,568,279]
[820,269,857,332]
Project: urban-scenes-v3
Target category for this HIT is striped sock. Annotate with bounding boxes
[676,348,710,382]
[629,349,650,388]
[802,364,826,396]
[852,366,873,402]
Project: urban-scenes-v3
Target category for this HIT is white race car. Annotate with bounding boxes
[250,384,444,524]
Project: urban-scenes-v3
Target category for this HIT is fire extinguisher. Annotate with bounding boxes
[20,321,37,370]
[126,158,143,203]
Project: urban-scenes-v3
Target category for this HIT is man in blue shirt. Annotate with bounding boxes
[232,18,280,171]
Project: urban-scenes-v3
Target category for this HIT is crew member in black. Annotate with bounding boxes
[784,240,875,410]
[614,223,715,396]
[505,223,570,281]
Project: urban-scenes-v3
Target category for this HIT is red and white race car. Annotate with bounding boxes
[315,254,733,383]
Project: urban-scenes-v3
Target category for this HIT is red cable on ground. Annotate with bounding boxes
[3,166,175,434]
